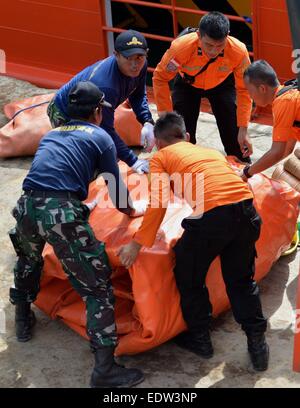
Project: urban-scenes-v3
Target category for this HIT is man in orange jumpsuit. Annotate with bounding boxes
[241,59,300,180]
[153,11,252,162]
[118,112,269,371]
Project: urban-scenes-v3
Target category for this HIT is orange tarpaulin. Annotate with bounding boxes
[0,95,143,158]
[115,100,142,147]
[1,94,53,157]
[35,162,300,355]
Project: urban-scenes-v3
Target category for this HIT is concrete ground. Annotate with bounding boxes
[0,76,299,388]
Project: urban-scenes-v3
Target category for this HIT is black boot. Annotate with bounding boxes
[174,330,214,359]
[90,346,144,388]
[15,302,36,342]
[247,332,269,371]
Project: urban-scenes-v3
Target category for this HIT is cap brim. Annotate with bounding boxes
[120,48,147,57]
[100,100,112,108]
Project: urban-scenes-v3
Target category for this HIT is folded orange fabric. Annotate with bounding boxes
[35,162,300,355]
[1,96,142,157]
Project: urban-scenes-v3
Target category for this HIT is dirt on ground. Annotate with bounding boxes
[0,75,299,388]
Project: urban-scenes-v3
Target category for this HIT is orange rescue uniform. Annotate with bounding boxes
[153,33,252,128]
[272,86,300,142]
[134,142,253,247]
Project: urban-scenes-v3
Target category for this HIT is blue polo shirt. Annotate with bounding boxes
[54,56,153,166]
[23,120,130,205]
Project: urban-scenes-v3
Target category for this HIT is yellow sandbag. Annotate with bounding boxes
[272,164,300,192]
[284,156,300,179]
[294,148,300,159]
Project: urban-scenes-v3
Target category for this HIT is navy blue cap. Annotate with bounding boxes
[68,81,112,109]
[114,30,148,57]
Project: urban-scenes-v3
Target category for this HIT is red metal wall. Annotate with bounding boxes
[252,0,293,82]
[0,1,295,88]
[0,0,108,88]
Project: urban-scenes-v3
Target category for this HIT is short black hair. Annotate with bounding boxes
[154,112,186,142]
[199,12,230,40]
[244,60,280,87]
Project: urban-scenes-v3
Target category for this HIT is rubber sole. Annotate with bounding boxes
[90,373,145,388]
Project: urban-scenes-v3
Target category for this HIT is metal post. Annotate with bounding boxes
[286,0,300,88]
[104,0,115,56]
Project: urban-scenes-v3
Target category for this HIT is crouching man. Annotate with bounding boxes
[118,112,269,371]
[240,60,300,180]
[9,81,145,388]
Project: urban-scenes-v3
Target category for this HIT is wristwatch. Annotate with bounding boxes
[243,165,253,179]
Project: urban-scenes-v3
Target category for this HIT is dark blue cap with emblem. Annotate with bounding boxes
[115,30,148,57]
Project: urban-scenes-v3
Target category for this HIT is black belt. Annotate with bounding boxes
[23,190,80,200]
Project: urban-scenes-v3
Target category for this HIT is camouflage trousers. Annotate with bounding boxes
[47,99,67,128]
[9,193,117,349]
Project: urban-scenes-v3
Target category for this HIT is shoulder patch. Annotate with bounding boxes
[166,58,180,72]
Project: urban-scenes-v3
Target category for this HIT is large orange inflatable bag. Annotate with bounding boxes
[114,100,143,146]
[1,96,143,157]
[35,162,300,356]
[1,94,54,157]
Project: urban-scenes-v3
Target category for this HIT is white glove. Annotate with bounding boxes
[131,158,149,174]
[85,197,99,211]
[130,199,148,217]
[141,122,155,152]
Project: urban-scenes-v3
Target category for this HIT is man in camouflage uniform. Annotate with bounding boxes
[9,81,145,388]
